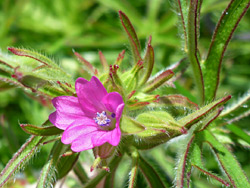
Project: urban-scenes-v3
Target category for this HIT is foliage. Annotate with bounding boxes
[1,0,250,187]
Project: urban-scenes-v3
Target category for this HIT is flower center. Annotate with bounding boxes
[94,111,115,126]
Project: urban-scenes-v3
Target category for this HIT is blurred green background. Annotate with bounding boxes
[1,0,250,187]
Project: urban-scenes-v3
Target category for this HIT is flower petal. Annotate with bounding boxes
[115,104,125,124]
[75,76,108,116]
[71,134,94,152]
[71,128,121,152]
[49,96,85,130]
[61,120,97,144]
[102,92,124,113]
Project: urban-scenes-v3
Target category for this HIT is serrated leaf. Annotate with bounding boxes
[203,0,250,101]
[0,136,45,186]
[20,124,63,136]
[119,10,141,63]
[178,95,231,129]
[200,130,250,187]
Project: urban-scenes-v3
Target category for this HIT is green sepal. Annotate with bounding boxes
[120,115,146,135]
[20,124,63,136]
[127,111,185,150]
[142,69,174,93]
[139,38,154,86]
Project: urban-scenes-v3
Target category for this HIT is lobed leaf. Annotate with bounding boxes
[189,138,230,187]
[200,130,250,187]
[203,0,250,102]
[0,136,46,186]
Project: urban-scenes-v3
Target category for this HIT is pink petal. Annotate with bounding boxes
[115,104,125,125]
[102,92,124,113]
[71,134,94,152]
[75,76,108,116]
[61,120,97,144]
[71,127,121,152]
[49,96,85,130]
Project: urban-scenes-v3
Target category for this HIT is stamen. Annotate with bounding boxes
[94,111,111,126]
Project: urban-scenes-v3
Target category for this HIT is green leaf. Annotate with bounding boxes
[178,95,231,129]
[187,0,204,104]
[200,130,250,187]
[203,0,250,102]
[138,155,166,188]
[226,124,250,145]
[0,136,45,186]
[73,161,89,185]
[20,124,63,136]
[190,138,230,187]
[119,10,141,63]
[57,153,80,179]
[37,141,65,188]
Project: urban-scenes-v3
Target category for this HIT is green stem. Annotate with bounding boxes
[73,161,89,185]
[128,148,139,188]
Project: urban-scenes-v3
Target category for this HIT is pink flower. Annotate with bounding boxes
[49,76,124,152]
